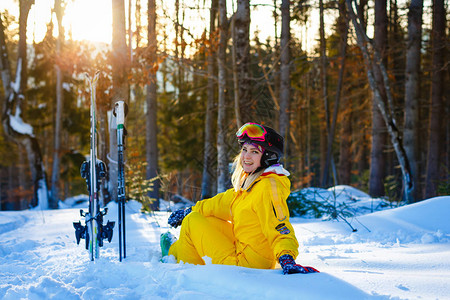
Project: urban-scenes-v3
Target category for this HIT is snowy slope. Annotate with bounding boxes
[1,194,450,299]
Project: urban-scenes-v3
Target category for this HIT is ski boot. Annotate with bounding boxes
[160,232,177,259]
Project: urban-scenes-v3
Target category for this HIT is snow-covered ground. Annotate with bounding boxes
[1,187,449,299]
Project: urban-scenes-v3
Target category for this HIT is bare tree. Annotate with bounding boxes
[424,0,446,198]
[323,0,349,187]
[279,0,291,146]
[319,0,329,133]
[404,0,423,202]
[272,0,280,119]
[368,0,388,197]
[231,17,242,128]
[201,0,218,199]
[217,0,229,193]
[50,0,65,208]
[234,0,251,124]
[357,0,367,31]
[0,2,50,209]
[318,0,335,185]
[355,0,369,181]
[146,0,159,210]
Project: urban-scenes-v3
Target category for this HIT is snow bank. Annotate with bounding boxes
[357,196,450,244]
[59,195,89,208]
[297,196,450,246]
[0,213,28,235]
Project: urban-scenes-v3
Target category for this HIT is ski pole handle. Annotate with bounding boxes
[115,101,126,126]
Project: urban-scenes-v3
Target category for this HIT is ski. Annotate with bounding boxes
[88,71,99,260]
[114,100,128,261]
[73,71,114,261]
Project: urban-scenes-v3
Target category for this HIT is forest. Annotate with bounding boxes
[0,0,448,211]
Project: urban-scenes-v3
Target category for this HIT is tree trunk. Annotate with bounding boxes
[231,17,242,128]
[306,73,312,186]
[110,0,129,204]
[368,0,388,197]
[323,0,348,187]
[404,0,423,202]
[338,2,353,186]
[146,0,159,210]
[50,0,64,208]
[339,96,352,185]
[389,0,405,99]
[357,0,368,31]
[273,0,280,129]
[135,0,142,48]
[97,97,109,206]
[128,0,133,63]
[234,0,251,124]
[0,5,50,209]
[217,0,229,193]
[424,0,446,198]
[201,0,218,199]
[319,0,329,186]
[279,0,290,146]
[355,0,368,186]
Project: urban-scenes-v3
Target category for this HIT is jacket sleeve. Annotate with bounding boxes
[191,188,234,221]
[253,177,299,260]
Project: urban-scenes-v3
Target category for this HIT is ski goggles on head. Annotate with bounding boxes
[236,123,267,141]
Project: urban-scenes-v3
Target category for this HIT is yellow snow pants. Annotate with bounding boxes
[168,212,275,269]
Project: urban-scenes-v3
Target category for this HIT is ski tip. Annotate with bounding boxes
[85,71,101,83]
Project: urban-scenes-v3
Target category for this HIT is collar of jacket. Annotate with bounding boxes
[262,164,290,176]
[243,165,289,193]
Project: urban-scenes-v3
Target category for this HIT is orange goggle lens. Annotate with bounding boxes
[236,123,267,141]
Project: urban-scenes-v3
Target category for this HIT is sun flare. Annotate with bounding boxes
[1,0,112,44]
[63,0,112,44]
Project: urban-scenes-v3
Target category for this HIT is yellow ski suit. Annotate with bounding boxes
[168,170,299,269]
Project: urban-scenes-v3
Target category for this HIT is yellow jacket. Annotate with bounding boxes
[192,168,299,268]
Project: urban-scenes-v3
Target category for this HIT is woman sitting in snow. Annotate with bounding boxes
[161,122,318,275]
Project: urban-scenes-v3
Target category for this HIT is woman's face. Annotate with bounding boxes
[241,143,263,173]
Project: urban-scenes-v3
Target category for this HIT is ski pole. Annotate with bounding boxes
[115,100,127,261]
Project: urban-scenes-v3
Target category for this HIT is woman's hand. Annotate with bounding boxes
[279,254,319,275]
[168,207,192,228]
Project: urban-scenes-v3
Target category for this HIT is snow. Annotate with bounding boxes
[8,106,34,136]
[1,190,450,299]
[62,82,71,92]
[36,179,49,210]
[11,58,22,95]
